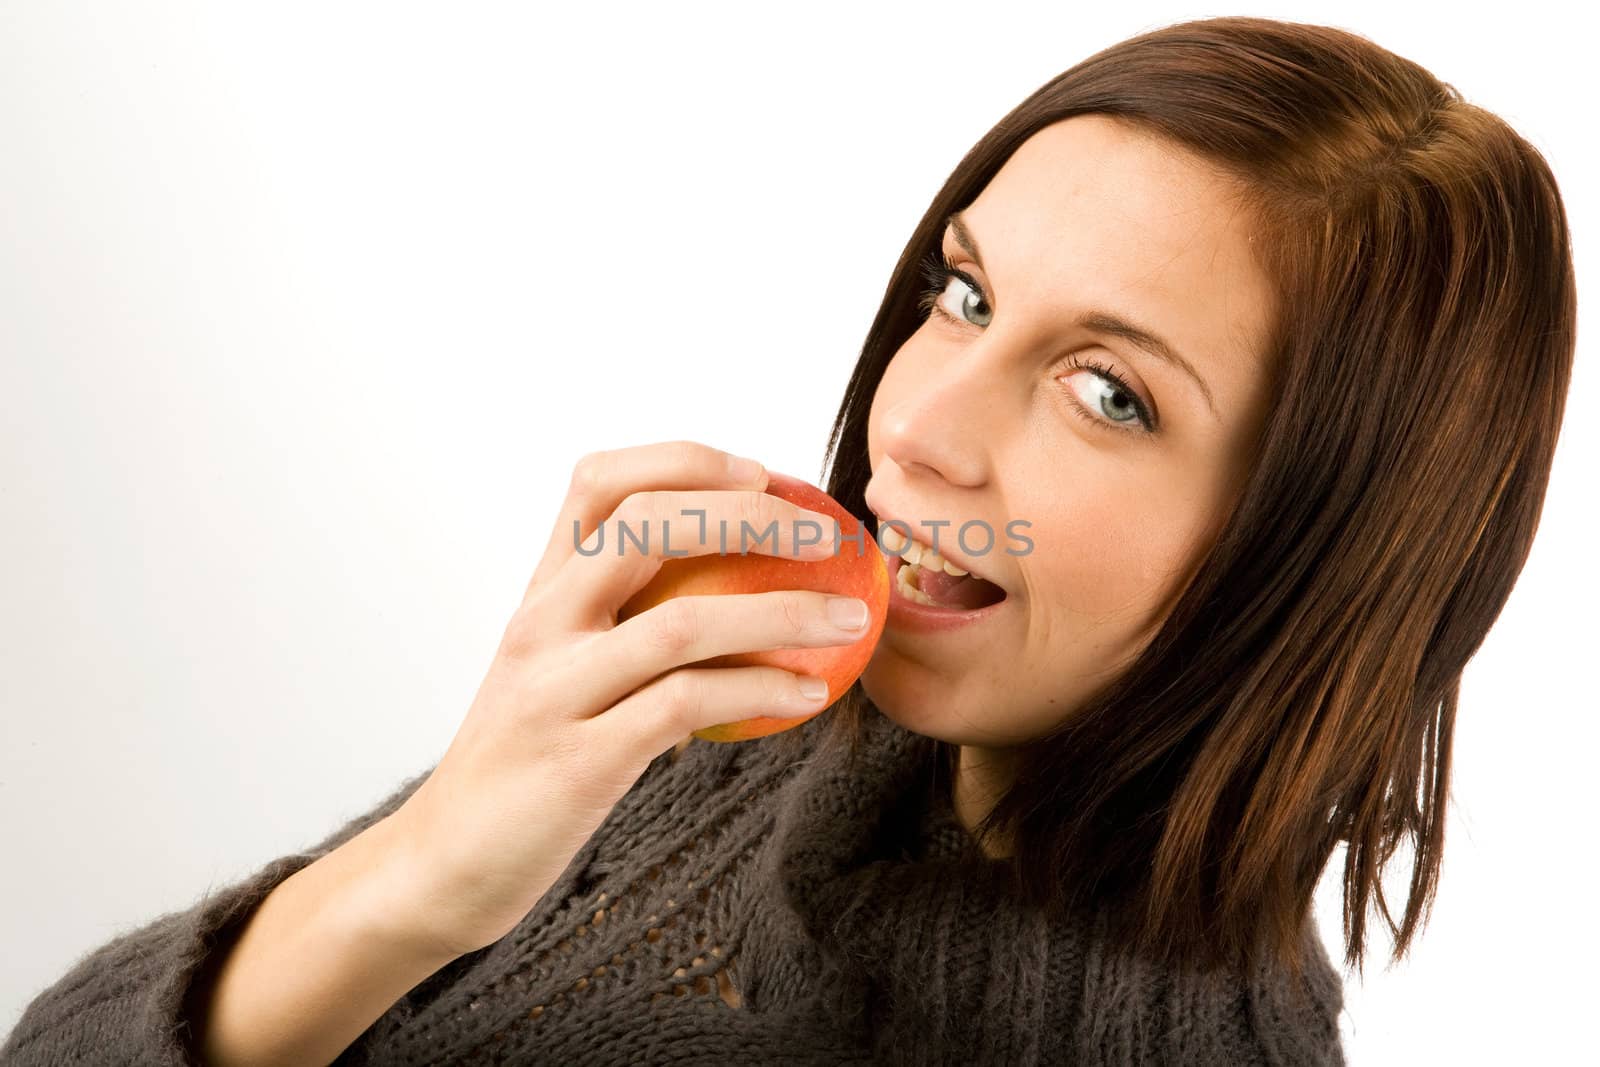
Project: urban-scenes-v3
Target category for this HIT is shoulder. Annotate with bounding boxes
[1068,911,1346,1065]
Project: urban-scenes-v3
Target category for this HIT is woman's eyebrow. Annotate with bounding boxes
[943,210,1219,419]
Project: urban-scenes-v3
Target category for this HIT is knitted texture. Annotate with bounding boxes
[2,706,1347,1065]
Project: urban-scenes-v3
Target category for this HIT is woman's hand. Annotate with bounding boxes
[386,440,871,958]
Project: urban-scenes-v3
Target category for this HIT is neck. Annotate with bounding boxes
[951,744,1017,860]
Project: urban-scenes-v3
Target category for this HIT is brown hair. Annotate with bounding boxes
[783,15,1577,983]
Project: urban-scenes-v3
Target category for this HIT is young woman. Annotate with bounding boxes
[4,15,1574,1067]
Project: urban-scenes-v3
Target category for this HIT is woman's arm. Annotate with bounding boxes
[0,768,443,1067]
[183,810,462,1067]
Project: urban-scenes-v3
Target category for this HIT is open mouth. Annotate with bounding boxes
[889,551,1008,613]
[878,523,1008,612]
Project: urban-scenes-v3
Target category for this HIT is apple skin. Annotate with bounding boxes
[615,471,889,743]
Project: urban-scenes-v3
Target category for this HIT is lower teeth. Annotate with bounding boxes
[896,560,945,608]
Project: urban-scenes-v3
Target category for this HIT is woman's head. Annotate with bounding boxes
[796,14,1577,980]
[858,111,1278,770]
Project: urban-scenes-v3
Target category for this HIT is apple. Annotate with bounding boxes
[616,470,889,743]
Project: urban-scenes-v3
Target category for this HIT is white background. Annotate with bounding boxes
[2,2,1593,1061]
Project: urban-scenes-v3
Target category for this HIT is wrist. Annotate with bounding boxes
[336,812,468,969]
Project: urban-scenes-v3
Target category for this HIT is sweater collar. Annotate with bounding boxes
[755,703,1346,1063]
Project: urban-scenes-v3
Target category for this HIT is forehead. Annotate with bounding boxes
[956,115,1275,400]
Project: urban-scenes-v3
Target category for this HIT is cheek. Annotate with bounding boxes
[1017,477,1205,644]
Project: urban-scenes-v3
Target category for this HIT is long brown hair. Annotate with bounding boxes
[787,15,1577,982]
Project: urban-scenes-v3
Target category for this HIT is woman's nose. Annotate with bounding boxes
[878,345,1005,486]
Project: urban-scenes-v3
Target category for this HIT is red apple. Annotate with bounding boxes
[616,470,889,742]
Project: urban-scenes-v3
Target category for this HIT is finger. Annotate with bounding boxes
[541,489,841,631]
[580,664,830,773]
[561,590,871,716]
[527,440,769,597]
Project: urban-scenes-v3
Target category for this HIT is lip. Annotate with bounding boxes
[883,549,1010,634]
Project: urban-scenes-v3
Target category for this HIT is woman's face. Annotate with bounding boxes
[860,114,1277,755]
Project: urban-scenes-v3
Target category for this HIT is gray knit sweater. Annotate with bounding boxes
[2,706,1346,1065]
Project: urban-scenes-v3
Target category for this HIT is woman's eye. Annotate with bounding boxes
[917,251,993,328]
[1059,361,1154,434]
[915,248,1157,435]
[934,276,992,327]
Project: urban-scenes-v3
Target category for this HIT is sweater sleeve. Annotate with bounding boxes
[0,764,436,1067]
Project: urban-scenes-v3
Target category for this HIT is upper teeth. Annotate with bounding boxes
[877,522,970,577]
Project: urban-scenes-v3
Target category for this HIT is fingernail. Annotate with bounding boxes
[826,596,869,631]
[797,676,829,702]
